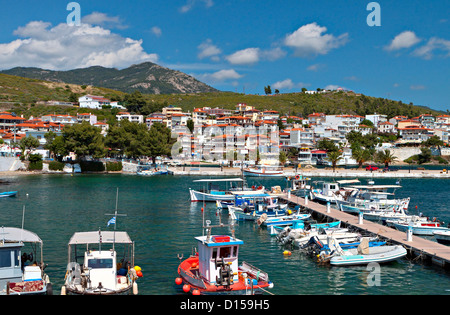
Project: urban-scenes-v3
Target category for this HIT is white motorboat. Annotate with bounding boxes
[310,179,360,204]
[189,178,264,202]
[392,217,450,236]
[243,165,284,177]
[62,230,140,295]
[433,230,450,245]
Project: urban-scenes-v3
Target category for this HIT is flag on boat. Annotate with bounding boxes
[107,216,116,226]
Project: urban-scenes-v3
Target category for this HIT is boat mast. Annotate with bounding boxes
[105,188,127,251]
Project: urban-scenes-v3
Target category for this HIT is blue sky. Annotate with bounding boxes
[0,0,448,112]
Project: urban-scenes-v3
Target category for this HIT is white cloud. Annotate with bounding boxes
[81,12,127,29]
[306,63,325,72]
[225,47,286,65]
[325,84,347,91]
[385,31,421,51]
[410,85,426,90]
[413,37,450,59]
[0,20,158,70]
[196,69,243,83]
[179,0,214,13]
[226,48,260,65]
[260,47,286,61]
[197,39,221,61]
[151,26,162,37]
[284,23,348,57]
[273,79,294,90]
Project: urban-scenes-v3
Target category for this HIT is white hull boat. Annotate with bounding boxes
[328,240,407,266]
[392,220,450,236]
[433,230,450,245]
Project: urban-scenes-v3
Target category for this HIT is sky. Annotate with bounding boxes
[0,0,448,112]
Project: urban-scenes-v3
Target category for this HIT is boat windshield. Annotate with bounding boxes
[87,258,114,269]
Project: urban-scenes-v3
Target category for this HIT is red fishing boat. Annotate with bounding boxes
[176,222,274,295]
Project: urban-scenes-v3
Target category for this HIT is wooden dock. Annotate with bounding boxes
[278,193,450,270]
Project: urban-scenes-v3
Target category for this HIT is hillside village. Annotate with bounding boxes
[1,93,449,169]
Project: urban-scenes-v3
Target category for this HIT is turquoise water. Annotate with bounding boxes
[0,174,449,295]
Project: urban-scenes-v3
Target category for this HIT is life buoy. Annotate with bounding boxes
[252,185,256,190]
[257,186,262,190]
[295,175,300,180]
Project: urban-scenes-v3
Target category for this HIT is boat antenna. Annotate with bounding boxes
[105,188,127,251]
[20,205,26,243]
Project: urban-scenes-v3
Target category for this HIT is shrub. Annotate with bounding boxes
[49,161,65,171]
[106,162,122,172]
[28,161,43,171]
[80,161,105,172]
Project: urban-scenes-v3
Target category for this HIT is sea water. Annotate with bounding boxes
[0,174,449,295]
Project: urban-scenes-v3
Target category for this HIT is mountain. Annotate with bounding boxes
[1,62,218,95]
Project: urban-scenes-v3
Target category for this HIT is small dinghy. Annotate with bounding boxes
[323,237,407,266]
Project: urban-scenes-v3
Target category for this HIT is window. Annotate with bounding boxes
[0,250,12,268]
[219,247,231,258]
[87,258,113,269]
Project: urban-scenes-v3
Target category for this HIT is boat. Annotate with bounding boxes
[258,213,311,227]
[62,230,140,295]
[243,165,284,177]
[62,189,141,295]
[189,178,264,202]
[433,230,450,245]
[320,237,407,266]
[137,169,168,176]
[176,220,274,295]
[391,217,450,236]
[336,183,410,214]
[0,191,17,198]
[228,193,288,221]
[310,179,360,204]
[269,220,341,236]
[0,227,52,295]
[291,228,362,249]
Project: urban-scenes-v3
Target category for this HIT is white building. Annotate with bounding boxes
[116,112,144,124]
[79,95,111,109]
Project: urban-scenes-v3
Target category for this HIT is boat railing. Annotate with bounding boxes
[240,261,269,282]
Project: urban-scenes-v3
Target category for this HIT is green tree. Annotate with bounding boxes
[146,122,175,164]
[279,151,287,165]
[45,131,67,161]
[20,136,40,159]
[63,122,107,159]
[186,119,194,134]
[352,147,372,169]
[264,85,272,95]
[418,147,432,164]
[123,91,147,113]
[422,135,444,149]
[326,150,343,171]
[317,138,339,153]
[375,149,397,168]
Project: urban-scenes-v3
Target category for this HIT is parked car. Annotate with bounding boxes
[366,165,379,171]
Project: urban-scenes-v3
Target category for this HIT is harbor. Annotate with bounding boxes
[279,193,450,269]
[1,173,449,295]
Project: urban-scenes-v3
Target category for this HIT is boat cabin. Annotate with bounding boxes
[0,227,48,295]
[195,235,244,285]
[84,250,117,290]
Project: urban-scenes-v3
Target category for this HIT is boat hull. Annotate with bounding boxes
[393,223,449,236]
[189,189,236,202]
[177,256,272,295]
[433,231,450,245]
[243,170,283,177]
[0,191,17,198]
[329,245,407,266]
